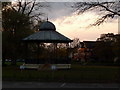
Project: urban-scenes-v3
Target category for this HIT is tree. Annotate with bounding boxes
[2,1,49,65]
[2,2,11,8]
[2,2,34,65]
[94,33,120,64]
[97,33,115,42]
[11,0,48,23]
[73,1,120,26]
[112,35,120,64]
[70,38,80,48]
[93,41,115,63]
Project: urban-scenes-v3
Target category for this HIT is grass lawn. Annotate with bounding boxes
[2,63,120,83]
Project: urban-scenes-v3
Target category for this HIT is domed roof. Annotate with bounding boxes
[39,21,56,31]
[23,20,73,43]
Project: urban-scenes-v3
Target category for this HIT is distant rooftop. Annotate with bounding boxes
[83,41,96,49]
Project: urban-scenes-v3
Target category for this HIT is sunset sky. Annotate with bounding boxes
[41,2,118,41]
[11,1,118,41]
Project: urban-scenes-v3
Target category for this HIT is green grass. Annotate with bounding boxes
[5,62,24,66]
[2,64,120,83]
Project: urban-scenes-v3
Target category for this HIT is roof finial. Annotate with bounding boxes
[47,14,48,21]
[47,17,48,21]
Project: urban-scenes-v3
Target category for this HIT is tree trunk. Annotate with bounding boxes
[2,58,6,66]
[2,54,7,66]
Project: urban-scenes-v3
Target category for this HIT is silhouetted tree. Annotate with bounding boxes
[11,0,49,23]
[70,38,80,48]
[73,1,120,26]
[93,41,115,63]
[2,2,34,65]
[2,1,48,65]
[112,35,120,64]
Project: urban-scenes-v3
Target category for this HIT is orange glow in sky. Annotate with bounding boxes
[51,11,118,41]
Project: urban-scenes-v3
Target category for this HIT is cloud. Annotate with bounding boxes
[40,2,74,20]
[38,2,118,41]
[51,12,118,41]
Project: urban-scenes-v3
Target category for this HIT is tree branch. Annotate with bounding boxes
[73,1,119,26]
[21,1,27,14]
[30,13,44,18]
[98,4,120,16]
[17,1,22,12]
[27,0,36,16]
[91,13,115,26]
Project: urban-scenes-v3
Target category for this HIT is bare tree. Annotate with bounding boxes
[73,0,120,26]
[70,38,80,48]
[11,0,49,22]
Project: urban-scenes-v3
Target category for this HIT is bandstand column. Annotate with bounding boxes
[25,43,28,63]
[66,43,70,64]
[37,43,40,64]
[53,43,57,64]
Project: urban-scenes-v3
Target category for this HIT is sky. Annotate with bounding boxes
[40,2,118,41]
[10,1,118,41]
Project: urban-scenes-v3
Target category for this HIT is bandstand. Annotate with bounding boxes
[22,20,73,69]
